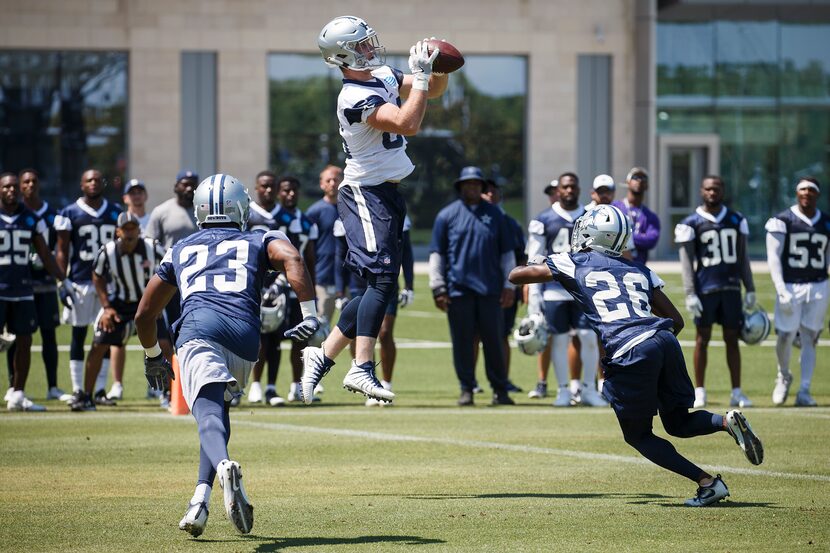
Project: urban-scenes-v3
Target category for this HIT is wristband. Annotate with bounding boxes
[299,300,317,319]
[432,285,448,299]
[144,343,162,358]
[412,73,429,91]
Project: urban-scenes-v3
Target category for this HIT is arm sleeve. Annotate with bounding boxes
[401,230,414,289]
[633,209,661,250]
[428,252,446,290]
[766,231,788,296]
[737,232,755,292]
[678,242,697,296]
[525,219,546,258]
[501,250,516,290]
[92,246,108,277]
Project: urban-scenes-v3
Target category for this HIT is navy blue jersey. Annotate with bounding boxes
[54,199,122,283]
[526,203,585,301]
[306,199,339,286]
[765,207,830,284]
[431,200,513,297]
[157,228,289,361]
[249,203,318,259]
[674,206,749,294]
[545,252,674,359]
[29,201,58,290]
[0,205,48,301]
[504,212,526,265]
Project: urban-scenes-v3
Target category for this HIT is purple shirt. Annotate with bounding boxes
[613,199,661,264]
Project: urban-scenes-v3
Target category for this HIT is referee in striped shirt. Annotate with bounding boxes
[70,212,166,411]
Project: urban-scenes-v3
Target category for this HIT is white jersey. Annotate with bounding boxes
[337,65,415,187]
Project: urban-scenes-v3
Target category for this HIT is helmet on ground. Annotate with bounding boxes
[740,307,770,345]
[318,16,386,70]
[513,313,549,355]
[260,284,288,334]
[307,316,330,348]
[193,174,250,230]
[571,204,632,257]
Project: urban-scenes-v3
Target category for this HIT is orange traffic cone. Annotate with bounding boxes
[169,354,190,416]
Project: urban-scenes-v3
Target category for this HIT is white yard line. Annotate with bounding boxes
[3,412,828,483]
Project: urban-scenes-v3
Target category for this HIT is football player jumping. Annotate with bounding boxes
[300,16,448,404]
[509,204,764,507]
[135,175,320,537]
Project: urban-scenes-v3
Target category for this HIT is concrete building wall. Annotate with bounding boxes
[0,0,643,216]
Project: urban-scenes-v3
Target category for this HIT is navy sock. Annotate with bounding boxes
[70,326,88,361]
[618,416,704,482]
[336,294,363,339]
[660,408,724,438]
[193,382,231,486]
[356,274,396,338]
[41,326,59,388]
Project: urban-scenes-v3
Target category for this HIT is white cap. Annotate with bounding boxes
[592,174,615,191]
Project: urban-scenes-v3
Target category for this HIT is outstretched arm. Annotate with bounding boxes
[267,238,315,304]
[509,264,554,286]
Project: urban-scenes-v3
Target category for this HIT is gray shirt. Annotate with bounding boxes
[146,198,197,249]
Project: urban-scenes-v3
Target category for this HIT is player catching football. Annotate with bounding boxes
[300,16,450,404]
[509,204,764,507]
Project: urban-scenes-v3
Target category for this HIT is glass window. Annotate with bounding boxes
[715,21,779,100]
[657,22,715,100]
[780,24,830,100]
[267,53,527,241]
[0,51,128,206]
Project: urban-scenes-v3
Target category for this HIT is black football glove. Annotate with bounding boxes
[144,353,174,393]
[284,316,320,342]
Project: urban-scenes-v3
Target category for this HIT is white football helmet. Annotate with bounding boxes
[307,316,330,348]
[740,307,770,345]
[193,174,251,230]
[571,204,632,257]
[260,285,288,334]
[318,16,386,70]
[513,313,549,356]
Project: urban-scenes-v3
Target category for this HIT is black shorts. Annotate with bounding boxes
[502,292,519,338]
[93,302,138,346]
[0,300,38,335]
[601,330,694,419]
[34,291,60,331]
[695,290,743,329]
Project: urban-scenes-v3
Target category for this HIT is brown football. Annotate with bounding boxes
[427,39,464,74]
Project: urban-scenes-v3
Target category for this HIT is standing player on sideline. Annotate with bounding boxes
[510,204,764,506]
[135,175,319,536]
[1,173,72,411]
[525,173,605,406]
[766,177,830,407]
[69,213,166,411]
[307,165,346,323]
[54,169,122,404]
[301,16,448,402]
[6,169,69,401]
[675,176,756,409]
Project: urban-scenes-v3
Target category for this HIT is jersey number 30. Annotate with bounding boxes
[179,240,249,299]
[585,271,651,323]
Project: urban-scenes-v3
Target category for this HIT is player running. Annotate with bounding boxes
[135,174,319,536]
[509,204,764,506]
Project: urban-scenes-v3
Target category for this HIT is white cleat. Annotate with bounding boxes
[725,410,763,465]
[552,386,573,407]
[772,373,793,406]
[580,387,608,407]
[685,475,729,507]
[693,387,707,409]
[730,391,753,408]
[7,391,46,412]
[106,382,123,400]
[4,387,13,402]
[47,386,73,401]
[313,383,325,395]
[527,381,547,399]
[342,361,395,402]
[179,501,209,537]
[247,382,263,404]
[217,460,253,534]
[795,389,817,407]
[300,347,333,405]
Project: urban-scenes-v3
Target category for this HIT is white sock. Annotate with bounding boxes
[70,360,84,392]
[191,482,211,505]
[799,327,819,391]
[264,384,275,392]
[775,331,795,378]
[731,387,742,396]
[95,359,110,393]
[381,380,392,391]
[551,334,570,387]
[695,386,705,397]
[577,330,599,390]
[597,378,605,394]
[250,381,262,392]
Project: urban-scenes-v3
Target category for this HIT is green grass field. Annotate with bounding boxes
[2,274,829,552]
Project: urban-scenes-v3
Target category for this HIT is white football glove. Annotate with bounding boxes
[743,291,756,311]
[408,38,439,76]
[398,289,414,309]
[777,290,794,315]
[335,296,349,312]
[685,294,703,319]
[58,279,77,310]
[527,286,543,316]
[29,251,44,271]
